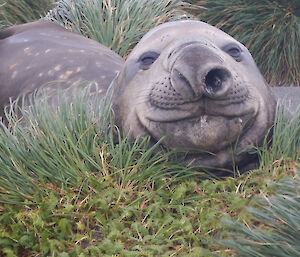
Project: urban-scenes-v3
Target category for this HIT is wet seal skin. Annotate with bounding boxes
[0,20,277,173]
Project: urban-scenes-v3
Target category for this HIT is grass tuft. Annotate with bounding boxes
[221,105,300,256]
[0,84,199,205]
[0,0,55,27]
[222,169,300,257]
[45,0,188,57]
[257,104,300,173]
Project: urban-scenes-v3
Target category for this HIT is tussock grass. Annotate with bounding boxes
[0,84,195,205]
[222,170,300,257]
[0,86,299,256]
[184,0,300,86]
[45,0,187,57]
[0,0,55,27]
[258,104,300,170]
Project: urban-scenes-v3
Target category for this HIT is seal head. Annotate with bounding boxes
[112,20,277,171]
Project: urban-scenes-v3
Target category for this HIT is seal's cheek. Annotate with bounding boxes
[117,60,140,92]
[113,64,158,138]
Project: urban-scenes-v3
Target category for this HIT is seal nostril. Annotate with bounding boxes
[204,68,230,95]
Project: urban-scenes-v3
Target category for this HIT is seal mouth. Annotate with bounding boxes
[149,67,251,115]
[138,104,257,153]
[140,72,258,152]
[147,85,254,123]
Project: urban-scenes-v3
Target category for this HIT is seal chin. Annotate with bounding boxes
[134,107,260,171]
[138,103,257,153]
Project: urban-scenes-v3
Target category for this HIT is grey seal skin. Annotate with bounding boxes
[0,20,124,117]
[111,20,277,171]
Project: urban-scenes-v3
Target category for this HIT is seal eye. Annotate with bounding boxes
[138,51,160,70]
[222,43,242,62]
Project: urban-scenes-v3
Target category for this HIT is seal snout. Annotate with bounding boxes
[170,43,233,100]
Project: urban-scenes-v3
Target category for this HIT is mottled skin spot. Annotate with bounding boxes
[11,71,18,79]
[54,65,62,71]
[9,63,18,70]
[59,70,73,80]
[76,66,84,72]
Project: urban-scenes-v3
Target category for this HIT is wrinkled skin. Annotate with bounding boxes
[112,20,277,171]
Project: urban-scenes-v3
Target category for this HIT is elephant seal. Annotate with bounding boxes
[0,20,277,172]
[0,20,123,117]
[111,20,277,171]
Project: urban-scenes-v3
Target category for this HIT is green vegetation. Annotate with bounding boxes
[184,0,300,86]
[0,0,55,27]
[46,0,186,57]
[0,85,299,256]
[222,170,300,257]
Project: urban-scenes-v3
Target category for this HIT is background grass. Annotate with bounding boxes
[0,0,300,256]
[0,0,56,27]
[45,0,187,57]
